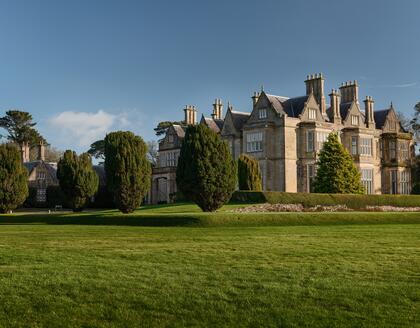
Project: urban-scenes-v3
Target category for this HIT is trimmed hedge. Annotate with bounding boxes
[231,191,420,209]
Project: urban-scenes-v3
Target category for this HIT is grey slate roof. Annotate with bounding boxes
[281,96,310,117]
[23,160,58,180]
[172,124,185,138]
[201,116,222,133]
[265,93,309,118]
[374,109,390,129]
[230,110,250,130]
[339,102,353,120]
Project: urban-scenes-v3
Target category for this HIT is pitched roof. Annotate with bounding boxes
[374,109,390,129]
[281,96,310,117]
[339,102,353,120]
[264,93,309,118]
[23,160,58,181]
[172,124,185,138]
[230,110,250,130]
[201,116,222,133]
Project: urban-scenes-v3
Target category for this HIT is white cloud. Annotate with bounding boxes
[48,110,135,149]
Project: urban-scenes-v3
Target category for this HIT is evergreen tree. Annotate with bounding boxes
[104,131,151,213]
[237,154,262,191]
[176,125,237,212]
[313,132,364,194]
[0,144,28,213]
[57,150,99,212]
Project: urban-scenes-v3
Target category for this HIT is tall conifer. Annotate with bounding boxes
[237,154,262,191]
[176,125,237,212]
[313,133,364,194]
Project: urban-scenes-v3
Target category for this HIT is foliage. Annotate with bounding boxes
[146,140,158,166]
[0,144,28,213]
[57,150,99,212]
[154,121,183,137]
[237,154,262,191]
[104,131,151,213]
[87,139,105,161]
[231,190,420,209]
[408,101,420,142]
[313,133,364,194]
[176,124,237,211]
[0,110,45,147]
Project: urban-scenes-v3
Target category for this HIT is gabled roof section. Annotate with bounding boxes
[230,110,250,131]
[263,91,309,118]
[200,115,222,133]
[23,160,58,180]
[282,96,310,118]
[264,93,288,114]
[171,124,185,138]
[340,102,353,120]
[374,109,390,129]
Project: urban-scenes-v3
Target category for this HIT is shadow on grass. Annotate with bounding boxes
[0,213,202,227]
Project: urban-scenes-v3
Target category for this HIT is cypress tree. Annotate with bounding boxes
[57,150,99,211]
[176,125,237,212]
[104,131,151,213]
[237,154,262,191]
[0,144,28,213]
[313,132,364,194]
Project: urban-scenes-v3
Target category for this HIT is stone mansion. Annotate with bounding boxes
[150,73,414,204]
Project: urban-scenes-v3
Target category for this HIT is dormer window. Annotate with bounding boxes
[168,135,174,143]
[37,172,46,180]
[259,108,267,119]
[351,115,359,126]
[308,108,316,120]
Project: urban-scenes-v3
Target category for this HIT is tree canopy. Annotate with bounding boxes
[176,124,237,212]
[313,133,364,194]
[57,150,99,212]
[104,131,151,213]
[237,154,262,191]
[0,144,28,213]
[0,110,45,146]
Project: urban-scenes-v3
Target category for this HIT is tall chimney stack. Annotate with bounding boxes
[329,89,341,123]
[212,98,223,120]
[339,80,359,104]
[304,73,326,115]
[38,140,45,161]
[21,142,30,163]
[184,105,197,125]
[363,96,375,128]
[251,91,260,107]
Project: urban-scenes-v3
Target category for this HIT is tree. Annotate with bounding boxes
[237,154,262,191]
[104,131,151,213]
[409,102,420,142]
[0,110,44,151]
[146,140,158,166]
[87,139,105,161]
[0,144,28,213]
[176,125,237,212]
[154,121,183,137]
[313,133,364,194]
[57,150,99,212]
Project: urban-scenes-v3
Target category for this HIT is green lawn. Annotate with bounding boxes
[0,205,419,327]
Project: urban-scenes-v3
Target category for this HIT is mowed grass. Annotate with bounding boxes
[0,205,419,327]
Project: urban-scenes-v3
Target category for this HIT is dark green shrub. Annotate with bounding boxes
[90,186,115,209]
[104,131,151,213]
[0,144,28,213]
[231,191,420,209]
[238,154,262,191]
[176,125,237,212]
[57,150,99,212]
[313,133,364,194]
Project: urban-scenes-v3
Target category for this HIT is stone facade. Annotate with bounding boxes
[150,74,414,204]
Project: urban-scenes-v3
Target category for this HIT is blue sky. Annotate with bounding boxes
[0,0,419,152]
